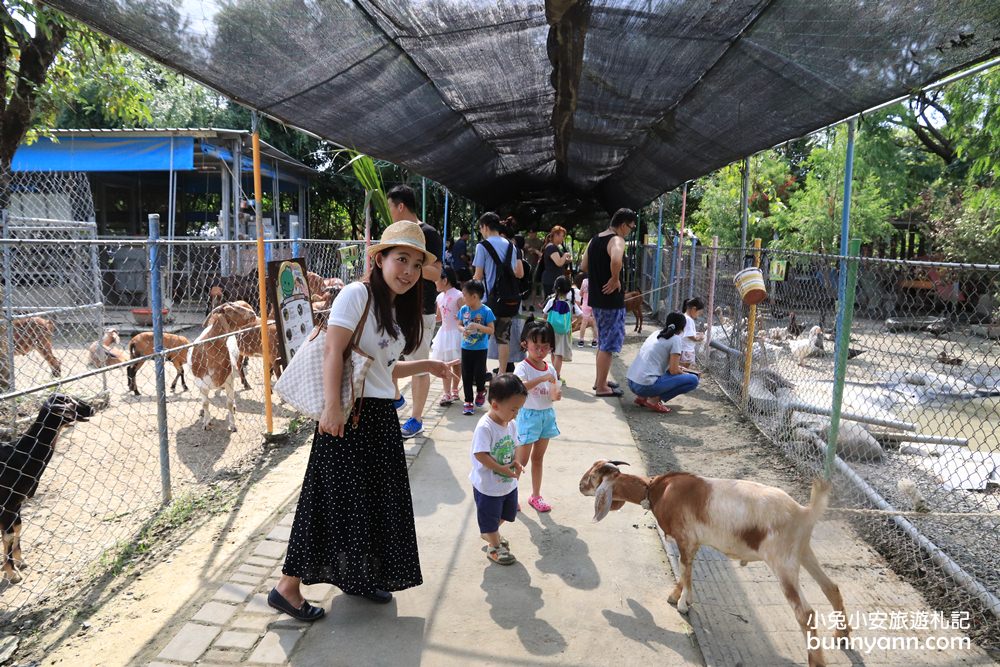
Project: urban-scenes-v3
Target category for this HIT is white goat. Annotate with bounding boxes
[188,302,257,431]
[789,325,824,365]
[580,459,847,667]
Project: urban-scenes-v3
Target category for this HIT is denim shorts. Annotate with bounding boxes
[515,407,560,444]
[592,307,625,353]
[473,487,518,533]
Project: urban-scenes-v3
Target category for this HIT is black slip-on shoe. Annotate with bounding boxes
[267,588,325,621]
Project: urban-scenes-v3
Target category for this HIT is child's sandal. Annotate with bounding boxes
[486,545,516,565]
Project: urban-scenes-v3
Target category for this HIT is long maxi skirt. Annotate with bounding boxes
[282,398,423,594]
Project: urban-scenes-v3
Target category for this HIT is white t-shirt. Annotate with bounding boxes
[469,413,520,496]
[626,331,684,386]
[681,313,698,354]
[514,359,558,411]
[327,281,405,399]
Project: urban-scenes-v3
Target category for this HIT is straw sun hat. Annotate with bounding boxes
[367,220,438,265]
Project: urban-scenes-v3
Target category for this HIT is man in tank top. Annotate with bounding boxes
[579,208,637,397]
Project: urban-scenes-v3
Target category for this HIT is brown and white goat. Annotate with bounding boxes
[127,332,190,396]
[231,299,281,390]
[189,301,257,431]
[88,328,128,368]
[13,317,61,377]
[580,460,847,667]
[624,290,644,332]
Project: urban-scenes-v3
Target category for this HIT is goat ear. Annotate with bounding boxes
[593,476,615,522]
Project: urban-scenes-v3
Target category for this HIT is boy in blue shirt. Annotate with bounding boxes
[457,280,496,415]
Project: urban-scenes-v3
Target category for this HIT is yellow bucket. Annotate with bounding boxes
[734,267,767,305]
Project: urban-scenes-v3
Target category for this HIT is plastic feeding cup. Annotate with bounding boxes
[734,268,767,305]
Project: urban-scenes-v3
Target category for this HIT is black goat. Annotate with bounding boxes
[1,394,94,583]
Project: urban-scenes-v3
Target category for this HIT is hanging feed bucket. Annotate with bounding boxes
[734,267,767,305]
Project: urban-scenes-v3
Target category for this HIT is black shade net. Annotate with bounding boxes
[44,0,1000,212]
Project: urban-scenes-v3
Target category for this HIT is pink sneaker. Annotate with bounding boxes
[528,495,552,512]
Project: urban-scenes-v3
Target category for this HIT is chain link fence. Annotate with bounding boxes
[0,170,368,625]
[640,239,1000,648]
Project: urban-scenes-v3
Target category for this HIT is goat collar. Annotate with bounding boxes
[640,482,653,511]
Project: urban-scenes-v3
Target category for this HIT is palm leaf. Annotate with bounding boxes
[339,151,392,231]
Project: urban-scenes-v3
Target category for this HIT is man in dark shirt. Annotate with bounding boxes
[451,230,471,282]
[387,184,442,438]
[580,208,636,397]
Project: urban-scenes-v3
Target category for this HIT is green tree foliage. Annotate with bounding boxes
[1,1,150,174]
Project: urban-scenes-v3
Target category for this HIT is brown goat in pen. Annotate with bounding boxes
[12,317,61,377]
[624,290,644,332]
[127,332,190,395]
[189,301,258,431]
[580,459,847,667]
[230,300,282,390]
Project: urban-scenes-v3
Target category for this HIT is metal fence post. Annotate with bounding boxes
[2,210,16,393]
[741,238,762,410]
[825,238,862,479]
[653,196,664,315]
[704,236,719,350]
[665,235,679,314]
[442,188,449,259]
[148,214,172,504]
[688,237,697,299]
[290,217,301,258]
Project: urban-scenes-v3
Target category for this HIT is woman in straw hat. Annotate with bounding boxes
[270,221,458,620]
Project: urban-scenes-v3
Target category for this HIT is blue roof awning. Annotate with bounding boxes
[201,140,301,184]
[12,136,195,172]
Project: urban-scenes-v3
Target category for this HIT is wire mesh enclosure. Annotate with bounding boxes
[640,240,1000,646]
[0,169,367,626]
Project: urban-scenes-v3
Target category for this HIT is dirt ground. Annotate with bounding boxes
[611,328,999,657]
[0,323,293,628]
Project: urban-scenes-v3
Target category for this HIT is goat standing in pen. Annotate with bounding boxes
[127,331,190,396]
[624,290,644,332]
[13,316,61,378]
[580,459,848,667]
[230,300,282,390]
[1,394,94,583]
[87,327,128,368]
[189,301,258,431]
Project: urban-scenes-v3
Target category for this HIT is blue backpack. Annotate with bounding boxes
[546,297,573,335]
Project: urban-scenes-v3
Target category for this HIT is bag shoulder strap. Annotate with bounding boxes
[341,283,372,358]
[352,284,373,345]
[481,240,514,278]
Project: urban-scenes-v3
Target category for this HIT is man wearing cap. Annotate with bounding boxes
[387,184,442,438]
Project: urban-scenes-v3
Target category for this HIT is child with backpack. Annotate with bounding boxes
[543,275,583,381]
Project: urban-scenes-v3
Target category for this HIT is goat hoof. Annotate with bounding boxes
[4,572,22,584]
[228,425,237,433]
[676,600,690,614]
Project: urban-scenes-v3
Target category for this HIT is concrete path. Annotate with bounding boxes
[146,360,702,666]
[142,349,995,667]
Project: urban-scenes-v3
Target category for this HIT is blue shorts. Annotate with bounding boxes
[515,407,560,444]
[473,487,518,533]
[592,307,625,353]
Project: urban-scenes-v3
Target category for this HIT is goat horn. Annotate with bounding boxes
[607,460,630,467]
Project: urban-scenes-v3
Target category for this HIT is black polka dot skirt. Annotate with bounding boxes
[282,398,423,594]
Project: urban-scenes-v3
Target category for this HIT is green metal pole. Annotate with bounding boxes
[825,238,862,479]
